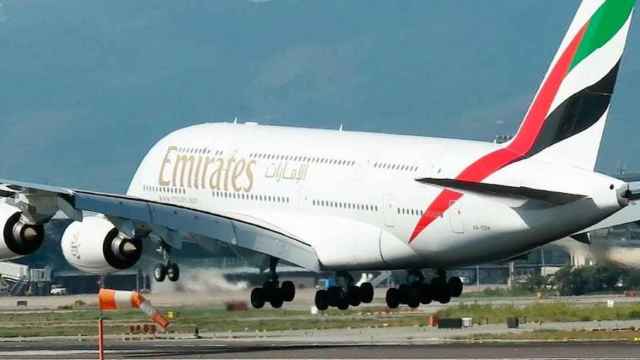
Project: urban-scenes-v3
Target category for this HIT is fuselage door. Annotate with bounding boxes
[448,199,464,234]
[383,193,396,228]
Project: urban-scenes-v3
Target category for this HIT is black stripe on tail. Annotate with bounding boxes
[526,61,621,157]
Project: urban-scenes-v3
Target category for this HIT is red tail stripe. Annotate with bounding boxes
[509,23,589,155]
[409,23,588,243]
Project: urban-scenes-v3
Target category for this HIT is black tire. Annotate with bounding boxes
[269,288,284,308]
[153,264,166,282]
[251,288,265,309]
[407,286,420,309]
[360,282,374,303]
[386,288,400,309]
[281,281,296,302]
[448,277,463,297]
[439,293,451,304]
[347,286,361,307]
[315,290,329,311]
[327,286,342,307]
[167,263,180,282]
[337,298,349,310]
[398,284,409,304]
[431,277,451,304]
[419,283,432,305]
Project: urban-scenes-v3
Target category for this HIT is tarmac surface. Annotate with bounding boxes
[1,290,639,358]
[2,290,638,311]
[0,340,639,359]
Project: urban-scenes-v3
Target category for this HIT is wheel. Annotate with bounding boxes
[398,284,409,304]
[281,281,296,302]
[360,282,374,303]
[153,264,167,282]
[407,286,420,309]
[269,288,284,308]
[439,293,451,304]
[347,286,361,307]
[419,283,432,304]
[270,296,284,308]
[337,298,349,310]
[385,288,400,309]
[166,263,180,282]
[448,276,463,297]
[327,286,342,307]
[432,278,451,304]
[251,288,265,309]
[315,290,329,311]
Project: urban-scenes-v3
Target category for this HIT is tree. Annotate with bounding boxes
[552,264,627,296]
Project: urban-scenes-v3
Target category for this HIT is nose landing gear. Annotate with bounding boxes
[153,243,180,282]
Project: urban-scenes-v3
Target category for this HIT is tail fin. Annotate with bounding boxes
[509,0,635,170]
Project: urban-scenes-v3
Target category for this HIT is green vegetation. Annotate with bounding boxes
[462,265,640,299]
[0,305,430,338]
[459,329,640,342]
[553,265,640,296]
[461,287,537,298]
[436,302,640,325]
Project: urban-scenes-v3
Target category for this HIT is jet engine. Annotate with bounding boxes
[61,216,142,274]
[0,202,44,260]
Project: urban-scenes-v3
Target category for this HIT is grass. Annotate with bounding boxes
[436,302,640,325]
[460,287,538,299]
[4,300,640,338]
[0,305,430,338]
[458,329,640,342]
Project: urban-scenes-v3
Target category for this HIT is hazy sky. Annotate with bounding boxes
[1,0,639,192]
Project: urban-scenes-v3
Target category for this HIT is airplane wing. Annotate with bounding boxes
[0,179,321,271]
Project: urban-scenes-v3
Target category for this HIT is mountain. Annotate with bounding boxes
[2,0,638,192]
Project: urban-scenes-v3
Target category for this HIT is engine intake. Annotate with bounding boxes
[62,217,142,274]
[0,203,44,260]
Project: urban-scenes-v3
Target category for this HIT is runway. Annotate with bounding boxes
[0,340,639,359]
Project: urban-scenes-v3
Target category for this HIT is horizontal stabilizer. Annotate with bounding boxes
[570,233,591,245]
[417,178,587,205]
[622,181,640,201]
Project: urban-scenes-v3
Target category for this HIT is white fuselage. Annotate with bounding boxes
[127,122,626,271]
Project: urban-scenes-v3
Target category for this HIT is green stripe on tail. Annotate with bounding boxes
[571,0,635,70]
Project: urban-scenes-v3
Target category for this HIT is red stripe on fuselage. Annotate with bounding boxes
[409,24,588,243]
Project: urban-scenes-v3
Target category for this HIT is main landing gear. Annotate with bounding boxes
[153,243,180,282]
[385,269,463,309]
[250,257,296,309]
[314,272,374,311]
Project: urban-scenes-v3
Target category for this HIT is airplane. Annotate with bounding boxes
[0,0,638,310]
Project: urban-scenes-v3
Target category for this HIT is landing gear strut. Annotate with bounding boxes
[250,257,296,309]
[314,272,374,311]
[153,243,180,282]
[385,269,463,309]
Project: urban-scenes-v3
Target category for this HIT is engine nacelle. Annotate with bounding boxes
[61,216,142,274]
[0,203,44,260]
